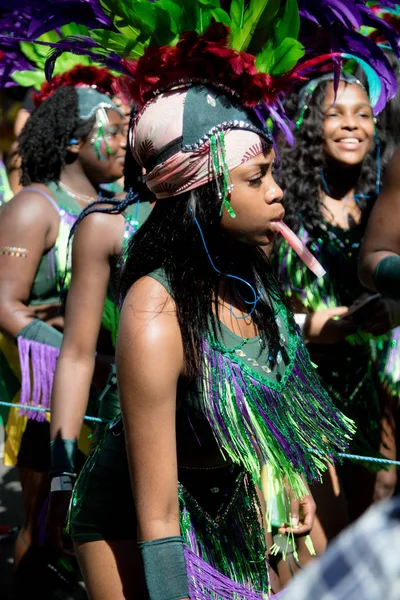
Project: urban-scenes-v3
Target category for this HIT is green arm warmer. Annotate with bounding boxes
[17,318,63,348]
[138,536,189,600]
[374,256,400,300]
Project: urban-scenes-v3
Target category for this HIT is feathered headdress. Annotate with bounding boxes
[0,3,118,94]
[5,0,399,145]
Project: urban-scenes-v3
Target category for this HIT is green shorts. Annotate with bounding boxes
[71,421,136,542]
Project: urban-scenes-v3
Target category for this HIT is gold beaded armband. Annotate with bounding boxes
[0,245,28,258]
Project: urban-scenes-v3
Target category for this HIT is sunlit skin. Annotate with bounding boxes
[322,81,374,167]
[221,150,284,246]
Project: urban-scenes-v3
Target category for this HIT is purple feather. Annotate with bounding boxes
[359,5,400,58]
[0,52,34,87]
[0,7,39,40]
[0,7,38,87]
[299,0,362,30]
[338,28,397,112]
[42,36,128,81]
[28,1,113,39]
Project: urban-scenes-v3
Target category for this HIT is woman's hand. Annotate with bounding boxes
[45,490,74,555]
[303,307,357,344]
[278,491,316,537]
[350,294,393,336]
[373,468,397,503]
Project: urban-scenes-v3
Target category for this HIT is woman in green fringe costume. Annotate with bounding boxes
[0,85,125,584]
[273,74,400,539]
[65,37,368,600]
[31,0,400,597]
[46,130,154,553]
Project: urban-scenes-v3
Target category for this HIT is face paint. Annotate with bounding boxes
[90,106,112,160]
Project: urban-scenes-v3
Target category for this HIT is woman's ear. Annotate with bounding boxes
[67,138,82,154]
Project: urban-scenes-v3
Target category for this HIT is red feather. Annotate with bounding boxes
[115,24,296,108]
[34,65,116,106]
[114,23,342,116]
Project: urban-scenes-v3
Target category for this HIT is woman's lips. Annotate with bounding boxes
[334,137,363,150]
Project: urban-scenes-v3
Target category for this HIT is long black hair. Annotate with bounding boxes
[119,182,293,382]
[279,81,379,237]
[18,86,95,186]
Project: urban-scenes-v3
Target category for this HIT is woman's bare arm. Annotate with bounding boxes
[50,211,124,442]
[359,149,400,291]
[0,189,59,338]
[116,276,184,541]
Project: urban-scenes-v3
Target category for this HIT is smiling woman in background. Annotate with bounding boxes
[273,74,399,546]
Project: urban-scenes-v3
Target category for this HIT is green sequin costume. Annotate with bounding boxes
[274,221,385,457]
[70,269,354,598]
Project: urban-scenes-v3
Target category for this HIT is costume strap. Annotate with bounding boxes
[24,186,61,214]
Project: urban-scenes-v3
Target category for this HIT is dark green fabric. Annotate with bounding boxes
[147,269,292,383]
[50,438,78,477]
[29,250,61,306]
[147,86,271,170]
[17,319,63,348]
[374,255,400,299]
[182,87,270,148]
[29,181,82,305]
[70,428,135,541]
[138,537,189,600]
[97,365,119,422]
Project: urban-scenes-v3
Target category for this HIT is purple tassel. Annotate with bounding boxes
[17,337,60,422]
[184,546,285,599]
[184,546,265,600]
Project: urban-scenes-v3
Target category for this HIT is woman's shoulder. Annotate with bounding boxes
[119,273,181,359]
[1,183,58,223]
[72,208,126,258]
[124,270,173,308]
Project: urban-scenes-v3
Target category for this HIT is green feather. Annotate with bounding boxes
[269,38,304,76]
[20,41,47,69]
[230,0,281,53]
[11,70,45,89]
[159,0,185,33]
[275,0,300,43]
[53,53,92,75]
[230,0,245,31]
[91,29,145,58]
[210,7,231,27]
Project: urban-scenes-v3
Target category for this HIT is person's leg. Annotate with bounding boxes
[373,387,397,503]
[15,467,49,568]
[75,539,147,600]
[310,464,350,542]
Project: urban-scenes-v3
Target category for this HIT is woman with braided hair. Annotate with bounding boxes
[46,128,154,555]
[0,84,125,595]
